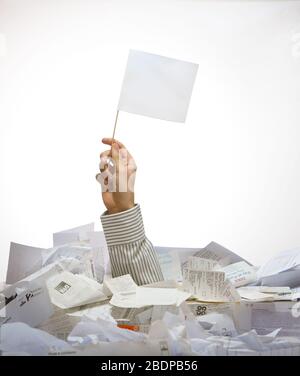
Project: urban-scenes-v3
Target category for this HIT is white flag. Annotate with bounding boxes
[118,50,198,123]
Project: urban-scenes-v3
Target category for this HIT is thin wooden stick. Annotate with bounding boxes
[112,110,119,142]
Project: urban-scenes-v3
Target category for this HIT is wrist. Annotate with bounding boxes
[107,203,135,215]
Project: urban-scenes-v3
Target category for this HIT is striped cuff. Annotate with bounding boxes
[101,204,145,246]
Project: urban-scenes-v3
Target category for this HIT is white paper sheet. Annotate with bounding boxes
[239,286,294,301]
[6,242,46,284]
[247,301,300,337]
[291,287,300,300]
[192,242,251,267]
[155,247,183,281]
[110,286,190,309]
[69,340,169,356]
[0,322,72,356]
[219,279,241,302]
[258,268,300,288]
[118,50,198,123]
[37,306,82,340]
[68,316,146,344]
[103,274,137,296]
[0,279,54,328]
[53,223,95,246]
[176,290,192,306]
[259,286,291,294]
[82,303,114,323]
[185,319,208,339]
[155,246,206,281]
[197,312,238,337]
[89,231,109,281]
[132,307,153,324]
[51,226,106,283]
[46,271,107,309]
[257,247,300,279]
[136,288,178,307]
[183,269,225,301]
[187,256,220,271]
[110,291,138,308]
[17,262,65,283]
[237,287,275,302]
[221,261,257,287]
[0,282,8,293]
[144,280,179,289]
[45,244,105,285]
[150,305,181,323]
[42,244,95,279]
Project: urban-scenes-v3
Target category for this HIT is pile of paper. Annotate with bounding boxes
[1,224,300,356]
[156,242,300,303]
[1,224,109,329]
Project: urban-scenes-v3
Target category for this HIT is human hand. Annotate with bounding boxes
[96,138,137,215]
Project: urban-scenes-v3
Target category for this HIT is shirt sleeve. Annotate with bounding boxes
[100,204,164,286]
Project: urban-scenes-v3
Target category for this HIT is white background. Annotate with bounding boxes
[0,0,300,281]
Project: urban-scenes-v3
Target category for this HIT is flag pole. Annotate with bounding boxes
[112,110,119,142]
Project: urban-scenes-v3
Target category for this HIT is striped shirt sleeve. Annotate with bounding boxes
[100,204,164,286]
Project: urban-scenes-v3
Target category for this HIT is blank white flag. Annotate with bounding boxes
[118,50,198,123]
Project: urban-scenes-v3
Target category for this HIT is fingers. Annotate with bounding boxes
[100,150,111,159]
[100,157,115,175]
[95,173,101,183]
[100,150,114,173]
[110,143,132,171]
[96,168,116,192]
[128,157,137,173]
[102,138,125,148]
[98,139,136,189]
[111,143,120,171]
[101,138,133,160]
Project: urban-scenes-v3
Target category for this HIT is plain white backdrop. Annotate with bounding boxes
[0,0,300,281]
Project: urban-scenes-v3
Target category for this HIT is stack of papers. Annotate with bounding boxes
[1,224,300,356]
